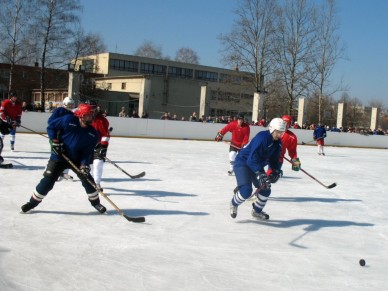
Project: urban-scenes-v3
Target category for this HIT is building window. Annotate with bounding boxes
[168,66,193,79]
[121,82,126,90]
[195,70,218,82]
[140,63,166,75]
[109,59,138,72]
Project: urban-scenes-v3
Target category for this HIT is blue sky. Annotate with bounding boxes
[79,0,388,106]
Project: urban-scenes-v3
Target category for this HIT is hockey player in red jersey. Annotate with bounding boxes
[0,91,22,151]
[215,114,250,175]
[267,115,301,176]
[90,101,110,191]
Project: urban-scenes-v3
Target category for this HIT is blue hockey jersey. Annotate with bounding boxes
[313,126,327,140]
[234,130,282,173]
[47,114,98,166]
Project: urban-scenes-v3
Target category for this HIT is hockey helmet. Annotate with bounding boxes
[63,97,75,107]
[9,91,17,98]
[268,117,286,134]
[237,113,244,120]
[281,115,293,126]
[74,104,95,117]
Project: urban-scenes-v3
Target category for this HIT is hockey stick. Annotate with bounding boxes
[284,157,337,189]
[302,136,325,145]
[223,141,241,150]
[104,157,146,179]
[20,125,48,139]
[60,152,145,223]
[301,139,315,145]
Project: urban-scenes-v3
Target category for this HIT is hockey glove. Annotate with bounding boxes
[257,172,271,189]
[291,158,301,171]
[95,144,108,160]
[0,120,11,135]
[215,131,224,142]
[51,139,64,156]
[79,164,91,179]
[12,120,21,127]
[267,169,281,184]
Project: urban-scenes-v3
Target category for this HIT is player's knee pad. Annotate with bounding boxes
[43,160,64,177]
[258,187,271,198]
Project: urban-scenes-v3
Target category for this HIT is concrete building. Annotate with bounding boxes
[74,52,259,120]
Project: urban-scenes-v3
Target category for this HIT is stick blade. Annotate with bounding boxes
[327,182,337,189]
[131,171,146,179]
[124,215,146,223]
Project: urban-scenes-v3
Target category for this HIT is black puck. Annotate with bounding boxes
[359,259,365,266]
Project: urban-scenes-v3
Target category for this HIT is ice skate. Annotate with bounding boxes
[93,203,106,214]
[230,201,238,218]
[11,144,14,151]
[251,208,269,220]
[21,202,36,213]
[227,170,234,176]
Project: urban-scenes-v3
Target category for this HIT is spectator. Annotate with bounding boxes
[141,111,149,118]
[189,112,197,122]
[131,109,140,118]
[118,107,127,117]
[161,112,171,120]
[293,121,301,129]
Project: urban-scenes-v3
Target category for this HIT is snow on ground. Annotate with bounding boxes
[0,133,387,291]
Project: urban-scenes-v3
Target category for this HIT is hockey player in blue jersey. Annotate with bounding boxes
[313,124,327,155]
[21,103,107,214]
[230,117,286,220]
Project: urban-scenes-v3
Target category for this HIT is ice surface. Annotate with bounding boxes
[1,134,387,290]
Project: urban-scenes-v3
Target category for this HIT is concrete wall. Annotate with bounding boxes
[18,112,388,149]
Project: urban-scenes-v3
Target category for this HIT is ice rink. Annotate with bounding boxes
[1,133,387,291]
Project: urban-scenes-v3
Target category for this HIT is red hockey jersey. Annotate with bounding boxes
[280,129,298,163]
[220,120,250,149]
[0,99,22,122]
[92,112,110,146]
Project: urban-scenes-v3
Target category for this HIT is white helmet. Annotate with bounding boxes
[63,97,75,108]
[268,117,286,133]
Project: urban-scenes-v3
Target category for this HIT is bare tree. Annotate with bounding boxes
[70,27,107,66]
[0,0,35,91]
[272,0,317,115]
[312,0,345,123]
[134,41,163,59]
[344,96,367,128]
[175,47,199,64]
[29,0,81,109]
[219,0,278,94]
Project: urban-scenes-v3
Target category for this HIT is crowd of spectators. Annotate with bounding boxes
[155,112,388,135]
[17,102,388,136]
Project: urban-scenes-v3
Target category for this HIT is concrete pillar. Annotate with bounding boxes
[252,92,265,123]
[138,78,151,117]
[337,103,345,129]
[67,71,82,105]
[199,85,208,117]
[370,107,380,130]
[297,98,306,126]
